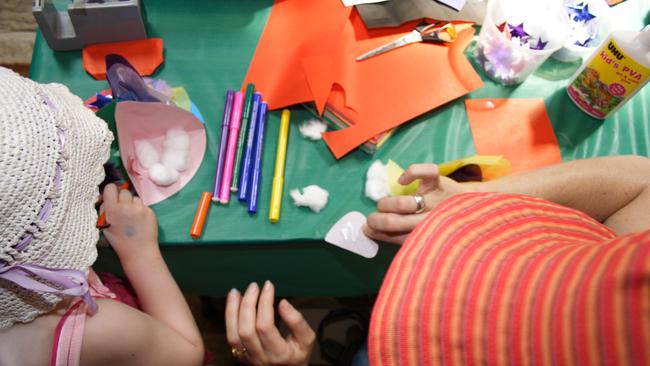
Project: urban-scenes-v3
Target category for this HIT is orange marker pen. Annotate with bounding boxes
[97,182,130,229]
[190,192,212,239]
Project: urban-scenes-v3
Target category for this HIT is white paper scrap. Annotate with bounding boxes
[325,211,379,258]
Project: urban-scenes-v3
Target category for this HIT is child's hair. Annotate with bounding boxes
[0,67,113,328]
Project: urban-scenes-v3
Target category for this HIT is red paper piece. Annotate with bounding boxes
[82,38,164,80]
[465,98,562,173]
[316,16,483,158]
[242,1,352,109]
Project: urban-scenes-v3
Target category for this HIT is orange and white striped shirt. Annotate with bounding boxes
[369,192,650,366]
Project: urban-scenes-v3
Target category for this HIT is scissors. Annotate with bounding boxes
[356,21,458,61]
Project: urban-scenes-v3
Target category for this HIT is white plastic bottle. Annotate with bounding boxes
[567,25,650,119]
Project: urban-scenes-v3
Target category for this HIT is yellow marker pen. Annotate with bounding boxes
[269,109,290,223]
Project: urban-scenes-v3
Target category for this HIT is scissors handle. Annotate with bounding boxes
[416,21,457,43]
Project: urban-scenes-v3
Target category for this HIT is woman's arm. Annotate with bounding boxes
[96,184,204,364]
[470,155,650,234]
[364,155,650,243]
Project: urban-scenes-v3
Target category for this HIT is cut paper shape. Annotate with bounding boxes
[242,1,352,109]
[386,160,419,196]
[438,155,512,181]
[243,1,481,158]
[342,0,388,6]
[82,38,164,80]
[325,211,379,258]
[313,20,483,158]
[86,87,205,123]
[436,0,467,12]
[115,101,206,206]
[465,99,561,173]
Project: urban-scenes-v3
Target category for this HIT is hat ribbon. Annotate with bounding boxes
[0,263,97,314]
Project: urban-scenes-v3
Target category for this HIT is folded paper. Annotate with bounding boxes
[115,102,206,205]
[466,98,561,173]
[325,211,379,258]
[82,38,164,80]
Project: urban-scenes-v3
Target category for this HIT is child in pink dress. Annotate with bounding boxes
[0,67,204,366]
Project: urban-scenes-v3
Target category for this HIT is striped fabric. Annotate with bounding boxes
[369,192,650,366]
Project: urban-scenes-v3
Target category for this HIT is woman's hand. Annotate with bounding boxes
[100,183,159,264]
[363,164,469,244]
[225,281,315,366]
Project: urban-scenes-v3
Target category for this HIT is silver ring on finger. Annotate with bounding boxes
[413,194,425,214]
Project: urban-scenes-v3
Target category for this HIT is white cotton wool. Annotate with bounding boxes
[134,139,160,169]
[163,128,190,150]
[161,148,190,172]
[290,185,329,213]
[365,160,390,202]
[148,163,179,186]
[298,119,327,140]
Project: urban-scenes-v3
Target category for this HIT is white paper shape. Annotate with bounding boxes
[342,0,388,7]
[436,0,467,12]
[325,212,379,258]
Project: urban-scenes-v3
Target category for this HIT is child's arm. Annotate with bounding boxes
[88,184,203,365]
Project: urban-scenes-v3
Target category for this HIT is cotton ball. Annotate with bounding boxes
[134,139,160,169]
[365,160,390,202]
[298,119,327,140]
[148,163,179,186]
[290,185,329,213]
[162,148,190,172]
[163,128,190,150]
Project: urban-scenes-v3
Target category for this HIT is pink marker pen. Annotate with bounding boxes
[219,91,244,203]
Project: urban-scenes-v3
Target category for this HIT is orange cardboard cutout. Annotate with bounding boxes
[82,38,164,80]
[242,1,352,109]
[316,16,482,158]
[465,98,562,173]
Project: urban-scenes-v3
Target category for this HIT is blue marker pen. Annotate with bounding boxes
[248,101,267,214]
[238,92,261,201]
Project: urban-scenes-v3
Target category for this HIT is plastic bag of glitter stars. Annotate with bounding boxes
[474,0,570,84]
[552,0,609,62]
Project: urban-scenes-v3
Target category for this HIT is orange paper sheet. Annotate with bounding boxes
[314,15,482,158]
[82,38,164,80]
[243,1,482,158]
[465,98,562,173]
[242,1,352,109]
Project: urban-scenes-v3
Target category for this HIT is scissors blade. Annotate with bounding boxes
[356,31,423,61]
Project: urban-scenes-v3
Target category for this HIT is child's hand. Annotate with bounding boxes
[101,183,159,263]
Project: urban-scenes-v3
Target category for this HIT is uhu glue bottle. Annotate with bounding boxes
[567,25,650,119]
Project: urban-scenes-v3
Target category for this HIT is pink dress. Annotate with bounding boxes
[49,272,139,366]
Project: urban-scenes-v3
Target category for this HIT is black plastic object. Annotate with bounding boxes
[105,54,161,103]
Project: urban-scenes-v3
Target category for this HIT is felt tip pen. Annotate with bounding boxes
[269,109,290,223]
[190,192,212,239]
[248,101,267,214]
[96,182,129,229]
[238,92,261,201]
[219,91,244,204]
[212,90,234,202]
[231,83,255,192]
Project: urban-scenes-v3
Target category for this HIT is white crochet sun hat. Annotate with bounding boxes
[0,67,113,329]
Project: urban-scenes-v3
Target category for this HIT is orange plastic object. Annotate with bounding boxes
[465,98,562,173]
[190,192,212,239]
[82,38,164,80]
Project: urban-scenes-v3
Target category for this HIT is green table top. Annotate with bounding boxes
[30,0,650,297]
